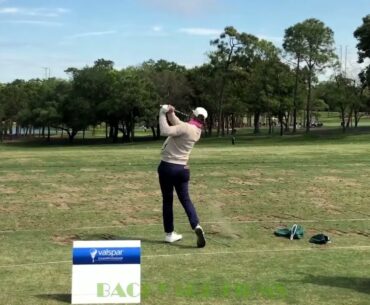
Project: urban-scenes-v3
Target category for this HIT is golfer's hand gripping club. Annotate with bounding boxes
[160,104,175,114]
[160,105,190,117]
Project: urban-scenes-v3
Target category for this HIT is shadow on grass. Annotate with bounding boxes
[36,293,71,303]
[300,275,370,295]
[3,126,370,149]
[75,233,197,249]
[1,135,157,148]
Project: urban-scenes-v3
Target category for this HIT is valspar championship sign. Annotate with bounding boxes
[72,240,141,304]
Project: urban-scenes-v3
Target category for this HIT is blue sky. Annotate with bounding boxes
[0,0,369,82]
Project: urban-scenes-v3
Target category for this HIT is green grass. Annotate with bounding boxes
[0,132,370,305]
[319,112,370,127]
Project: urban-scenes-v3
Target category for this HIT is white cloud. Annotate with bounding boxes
[1,20,63,26]
[152,26,163,32]
[0,7,19,13]
[0,6,69,17]
[68,31,117,39]
[179,28,221,36]
[340,52,369,80]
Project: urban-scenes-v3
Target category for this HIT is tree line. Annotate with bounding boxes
[1,17,370,143]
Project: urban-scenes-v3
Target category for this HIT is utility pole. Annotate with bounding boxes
[42,67,50,79]
[344,45,348,77]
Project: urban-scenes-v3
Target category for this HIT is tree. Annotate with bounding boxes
[283,22,306,133]
[111,68,154,142]
[34,79,63,141]
[140,59,191,139]
[354,15,370,64]
[0,80,30,137]
[59,96,92,143]
[285,19,337,132]
[209,26,245,136]
[315,74,357,132]
[271,61,295,135]
[237,38,290,134]
[0,83,4,141]
[354,15,370,88]
[141,59,190,108]
[66,59,116,140]
[187,64,222,135]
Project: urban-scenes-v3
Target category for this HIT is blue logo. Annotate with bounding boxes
[73,247,140,265]
[90,249,98,263]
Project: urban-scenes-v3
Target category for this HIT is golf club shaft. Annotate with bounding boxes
[160,105,190,117]
[174,109,190,117]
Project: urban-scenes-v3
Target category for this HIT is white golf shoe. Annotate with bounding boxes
[165,232,182,243]
[195,225,206,248]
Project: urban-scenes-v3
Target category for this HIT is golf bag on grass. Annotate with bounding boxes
[309,234,331,244]
[274,224,304,240]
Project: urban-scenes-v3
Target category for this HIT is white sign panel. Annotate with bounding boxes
[72,240,141,304]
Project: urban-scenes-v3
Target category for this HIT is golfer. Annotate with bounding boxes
[158,104,207,248]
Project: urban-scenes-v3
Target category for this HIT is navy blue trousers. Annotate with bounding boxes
[158,161,199,233]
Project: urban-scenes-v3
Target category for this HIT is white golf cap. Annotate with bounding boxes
[192,107,208,120]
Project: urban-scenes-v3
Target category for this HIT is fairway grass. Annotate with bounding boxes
[0,134,369,305]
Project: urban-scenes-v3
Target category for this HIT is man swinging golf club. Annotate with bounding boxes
[158,104,207,248]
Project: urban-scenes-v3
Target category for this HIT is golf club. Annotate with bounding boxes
[160,105,190,117]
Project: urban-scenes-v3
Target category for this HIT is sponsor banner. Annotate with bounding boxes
[72,241,141,304]
[73,247,141,265]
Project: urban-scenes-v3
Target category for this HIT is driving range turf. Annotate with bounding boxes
[0,131,369,305]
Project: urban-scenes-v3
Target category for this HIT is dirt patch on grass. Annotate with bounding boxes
[260,223,278,231]
[29,169,46,173]
[52,233,130,245]
[228,177,260,186]
[34,192,73,209]
[342,180,361,187]
[0,203,22,213]
[279,170,296,176]
[218,188,252,196]
[132,190,161,198]
[261,177,284,183]
[326,229,370,237]
[207,172,225,177]
[354,231,370,237]
[102,185,116,192]
[315,176,343,183]
[41,182,59,188]
[207,224,241,239]
[207,224,222,235]
[270,213,306,220]
[80,168,98,172]
[0,173,25,182]
[0,185,17,194]
[55,173,75,179]
[60,185,82,192]
[244,170,263,178]
[307,186,342,214]
[326,229,347,236]
[315,176,360,187]
[52,234,79,246]
[124,183,141,190]
[41,183,83,193]
[230,215,255,222]
[49,199,71,210]
[102,172,152,180]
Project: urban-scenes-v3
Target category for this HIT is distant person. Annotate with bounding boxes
[157,104,207,248]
